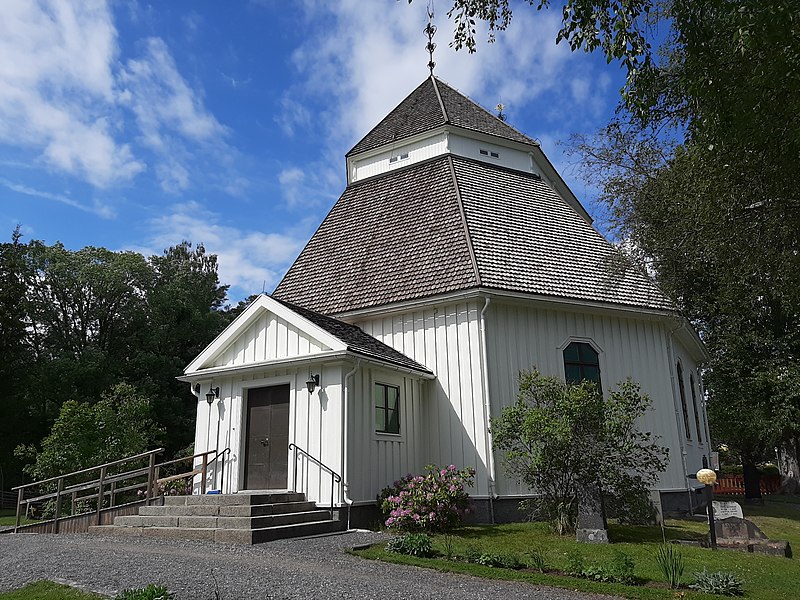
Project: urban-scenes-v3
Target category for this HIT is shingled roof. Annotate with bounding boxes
[273,154,674,315]
[347,76,537,156]
[272,297,433,375]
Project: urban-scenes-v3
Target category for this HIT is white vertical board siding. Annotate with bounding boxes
[448,134,537,176]
[487,301,689,495]
[356,300,491,497]
[670,338,708,473]
[192,364,345,506]
[211,310,329,367]
[352,133,448,181]
[345,365,427,503]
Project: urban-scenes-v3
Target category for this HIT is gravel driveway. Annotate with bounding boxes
[0,531,619,600]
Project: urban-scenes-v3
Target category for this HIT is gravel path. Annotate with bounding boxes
[0,531,619,600]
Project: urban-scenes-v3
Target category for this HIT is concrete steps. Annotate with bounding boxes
[88,492,345,544]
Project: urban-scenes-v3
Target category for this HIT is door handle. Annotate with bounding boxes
[260,437,269,446]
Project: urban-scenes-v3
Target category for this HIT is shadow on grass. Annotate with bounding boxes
[609,523,705,544]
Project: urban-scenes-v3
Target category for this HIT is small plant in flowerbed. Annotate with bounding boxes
[385,532,435,558]
[563,549,638,585]
[378,464,476,533]
[690,569,745,597]
[114,584,174,600]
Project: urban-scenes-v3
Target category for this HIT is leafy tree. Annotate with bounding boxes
[136,242,231,455]
[4,234,233,487]
[0,227,34,489]
[15,383,163,482]
[426,0,800,496]
[491,369,668,534]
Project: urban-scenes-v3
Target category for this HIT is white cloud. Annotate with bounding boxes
[268,1,606,209]
[0,0,144,188]
[0,2,233,198]
[135,202,307,299]
[0,177,115,218]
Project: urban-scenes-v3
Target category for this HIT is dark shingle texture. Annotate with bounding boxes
[273,298,433,375]
[347,77,535,156]
[436,79,535,146]
[273,156,478,314]
[452,156,674,310]
[274,155,673,314]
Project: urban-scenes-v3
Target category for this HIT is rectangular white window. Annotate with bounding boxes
[389,152,409,164]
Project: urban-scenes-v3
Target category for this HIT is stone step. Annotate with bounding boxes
[88,518,345,545]
[219,520,345,544]
[139,500,318,518]
[113,510,331,530]
[88,491,344,545]
[88,525,216,541]
[162,492,304,507]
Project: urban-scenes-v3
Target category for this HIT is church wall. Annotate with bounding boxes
[448,133,539,176]
[191,363,346,507]
[356,300,493,497]
[351,132,448,181]
[210,310,330,368]
[344,365,427,505]
[670,337,711,475]
[486,300,695,496]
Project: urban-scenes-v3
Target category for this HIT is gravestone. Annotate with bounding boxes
[576,488,608,544]
[711,500,792,557]
[713,500,743,520]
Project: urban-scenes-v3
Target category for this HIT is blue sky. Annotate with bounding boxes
[0,1,626,302]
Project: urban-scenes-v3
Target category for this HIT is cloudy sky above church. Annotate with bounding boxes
[0,1,625,301]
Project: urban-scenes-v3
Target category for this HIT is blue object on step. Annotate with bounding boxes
[207,489,221,494]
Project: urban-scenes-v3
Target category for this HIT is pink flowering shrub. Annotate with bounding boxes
[378,464,476,532]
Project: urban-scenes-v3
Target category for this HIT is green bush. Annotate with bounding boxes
[474,551,525,570]
[114,585,174,600]
[385,533,434,557]
[566,550,636,584]
[690,569,744,596]
[565,549,585,577]
[463,543,482,563]
[655,543,685,589]
[379,464,476,533]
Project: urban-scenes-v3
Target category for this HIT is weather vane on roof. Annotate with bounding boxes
[424,1,436,75]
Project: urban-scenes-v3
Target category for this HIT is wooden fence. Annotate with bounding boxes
[716,474,782,495]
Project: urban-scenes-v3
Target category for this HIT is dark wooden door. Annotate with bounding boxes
[244,384,290,489]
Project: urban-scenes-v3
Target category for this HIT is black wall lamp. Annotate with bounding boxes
[306,371,320,394]
[205,384,220,405]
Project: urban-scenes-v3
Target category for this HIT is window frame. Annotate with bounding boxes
[374,381,401,435]
[676,360,692,441]
[690,372,703,443]
[560,338,603,389]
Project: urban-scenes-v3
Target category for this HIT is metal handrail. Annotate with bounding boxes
[288,443,341,520]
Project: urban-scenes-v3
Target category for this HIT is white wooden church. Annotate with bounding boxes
[182,76,711,522]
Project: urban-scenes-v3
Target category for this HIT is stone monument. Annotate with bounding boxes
[576,488,609,544]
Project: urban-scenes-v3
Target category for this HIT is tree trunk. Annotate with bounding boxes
[780,438,800,494]
[742,461,762,502]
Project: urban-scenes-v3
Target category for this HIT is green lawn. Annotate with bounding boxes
[0,582,102,600]
[0,509,35,527]
[354,495,800,600]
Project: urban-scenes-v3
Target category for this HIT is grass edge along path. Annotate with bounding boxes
[353,500,800,600]
[0,581,104,600]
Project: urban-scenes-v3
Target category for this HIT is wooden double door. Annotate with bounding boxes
[244,384,290,489]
